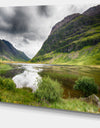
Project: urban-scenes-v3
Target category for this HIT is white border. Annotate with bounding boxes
[0,0,100,128]
[0,102,100,128]
[0,0,99,7]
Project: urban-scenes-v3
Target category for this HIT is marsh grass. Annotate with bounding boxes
[74,76,98,96]
[34,76,63,103]
[49,98,99,113]
[0,76,99,113]
[0,88,34,105]
[0,77,16,91]
[39,70,84,98]
[0,64,12,75]
[31,43,100,66]
[0,86,99,113]
[0,63,100,113]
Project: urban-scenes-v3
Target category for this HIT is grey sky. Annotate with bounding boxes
[0,3,99,58]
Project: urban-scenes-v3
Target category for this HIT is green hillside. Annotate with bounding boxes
[0,39,29,62]
[31,5,100,65]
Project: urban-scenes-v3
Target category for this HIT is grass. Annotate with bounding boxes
[73,76,98,96]
[34,76,63,103]
[0,63,13,75]
[0,87,34,105]
[49,98,99,113]
[39,65,100,98]
[0,77,16,91]
[0,75,99,114]
[31,13,100,66]
[31,43,100,65]
[0,87,99,113]
[0,63,100,113]
[39,70,78,81]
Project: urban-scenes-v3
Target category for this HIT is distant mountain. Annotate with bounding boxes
[31,5,100,65]
[0,39,29,61]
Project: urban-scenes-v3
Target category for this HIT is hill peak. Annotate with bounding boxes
[51,13,80,34]
[31,4,100,65]
[83,5,100,16]
[0,39,29,61]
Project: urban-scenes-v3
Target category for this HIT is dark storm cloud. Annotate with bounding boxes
[23,32,45,41]
[68,4,88,14]
[68,5,79,13]
[37,6,54,17]
[0,7,31,34]
[11,8,30,33]
[23,32,40,41]
[23,38,29,44]
[0,6,54,42]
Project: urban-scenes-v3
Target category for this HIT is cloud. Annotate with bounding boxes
[68,5,79,13]
[0,6,55,58]
[37,6,54,17]
[11,7,30,34]
[23,38,30,44]
[0,7,32,34]
[0,6,54,39]
[68,4,93,14]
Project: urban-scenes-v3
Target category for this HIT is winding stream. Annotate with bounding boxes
[12,64,44,92]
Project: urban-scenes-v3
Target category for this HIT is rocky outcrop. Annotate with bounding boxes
[81,94,100,108]
[51,5,100,35]
[83,5,100,16]
[51,13,80,34]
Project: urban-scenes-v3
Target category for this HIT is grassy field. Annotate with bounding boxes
[0,63,100,114]
[0,63,13,75]
[0,86,99,114]
[0,71,99,114]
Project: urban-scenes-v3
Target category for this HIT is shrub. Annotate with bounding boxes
[73,76,98,97]
[0,77,16,91]
[22,87,33,92]
[34,76,63,103]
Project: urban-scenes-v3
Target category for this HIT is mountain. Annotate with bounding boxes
[0,39,29,61]
[31,5,100,65]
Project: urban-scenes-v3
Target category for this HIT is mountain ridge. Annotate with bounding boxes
[51,13,80,34]
[0,39,29,61]
[31,5,100,65]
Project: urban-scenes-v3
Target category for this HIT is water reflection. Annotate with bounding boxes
[12,64,43,92]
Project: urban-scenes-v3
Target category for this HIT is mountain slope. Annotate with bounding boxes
[0,39,29,61]
[31,5,100,65]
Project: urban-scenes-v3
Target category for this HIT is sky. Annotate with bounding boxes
[0,3,99,58]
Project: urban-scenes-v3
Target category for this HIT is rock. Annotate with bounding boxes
[83,5,100,16]
[81,94,100,106]
[97,102,100,108]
